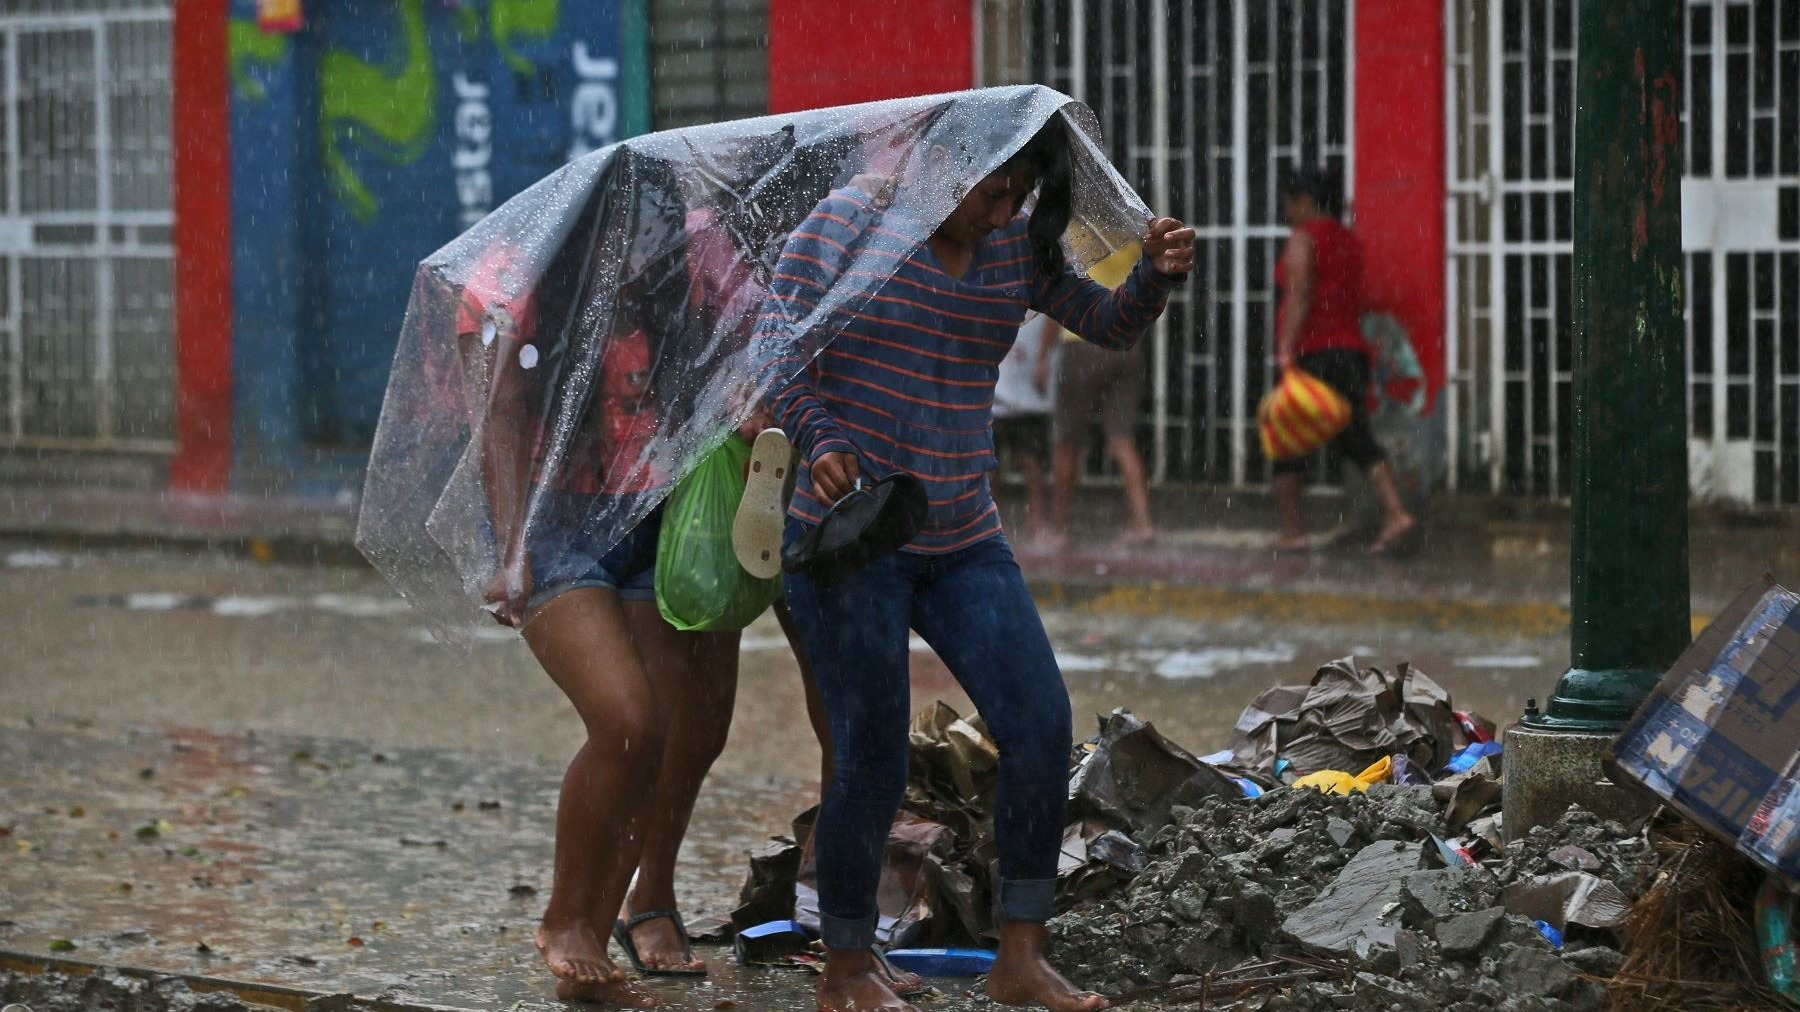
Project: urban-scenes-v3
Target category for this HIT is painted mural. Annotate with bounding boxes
[229,0,622,452]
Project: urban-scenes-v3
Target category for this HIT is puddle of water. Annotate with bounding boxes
[123,592,205,611]
[310,593,414,619]
[6,548,66,568]
[210,596,294,617]
[1136,644,1298,680]
[1054,653,1110,672]
[1454,655,1541,668]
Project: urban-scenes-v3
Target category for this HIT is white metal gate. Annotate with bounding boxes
[1018,0,1354,485]
[1446,0,1800,505]
[0,0,174,452]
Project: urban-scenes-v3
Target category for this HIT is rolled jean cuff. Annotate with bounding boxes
[819,911,878,951]
[999,877,1057,923]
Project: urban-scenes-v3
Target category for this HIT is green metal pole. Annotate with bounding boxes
[620,0,652,138]
[1523,0,1688,732]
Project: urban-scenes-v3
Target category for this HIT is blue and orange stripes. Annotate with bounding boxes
[754,187,1175,554]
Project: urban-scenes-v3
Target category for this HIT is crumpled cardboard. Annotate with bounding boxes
[1612,577,1800,887]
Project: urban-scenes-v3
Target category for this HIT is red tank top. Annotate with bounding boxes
[1275,217,1366,357]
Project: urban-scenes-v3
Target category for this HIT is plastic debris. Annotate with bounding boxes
[355,86,1154,642]
[1292,757,1393,796]
[882,948,997,977]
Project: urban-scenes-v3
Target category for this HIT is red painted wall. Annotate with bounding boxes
[170,0,234,492]
[1354,0,1447,411]
[767,0,974,113]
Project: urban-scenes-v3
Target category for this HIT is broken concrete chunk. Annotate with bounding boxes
[1168,885,1209,923]
[1561,944,1625,977]
[1228,881,1281,945]
[1401,869,1467,926]
[1278,840,1424,955]
[1327,817,1357,848]
[1496,943,1575,999]
[1436,907,1507,959]
[1547,845,1601,871]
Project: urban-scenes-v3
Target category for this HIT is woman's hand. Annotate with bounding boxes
[811,451,861,503]
[849,173,896,208]
[1144,217,1196,276]
[737,405,777,444]
[484,553,532,629]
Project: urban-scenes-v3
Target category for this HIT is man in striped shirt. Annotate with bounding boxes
[755,114,1194,1012]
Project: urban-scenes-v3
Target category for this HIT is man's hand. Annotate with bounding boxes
[1144,217,1196,276]
[1276,347,1295,372]
[811,451,861,503]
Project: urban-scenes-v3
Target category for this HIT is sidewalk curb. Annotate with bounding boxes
[0,523,365,567]
[0,949,469,1012]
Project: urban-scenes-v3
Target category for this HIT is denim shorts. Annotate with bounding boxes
[523,500,664,618]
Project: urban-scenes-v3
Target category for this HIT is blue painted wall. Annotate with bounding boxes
[228,0,625,486]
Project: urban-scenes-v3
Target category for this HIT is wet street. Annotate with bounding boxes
[0,541,1564,783]
[1,540,1567,1008]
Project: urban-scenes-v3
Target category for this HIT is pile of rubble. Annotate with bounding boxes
[730,635,1798,1009]
[1049,792,1644,1011]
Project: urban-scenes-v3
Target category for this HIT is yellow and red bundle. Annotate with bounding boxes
[1258,367,1352,461]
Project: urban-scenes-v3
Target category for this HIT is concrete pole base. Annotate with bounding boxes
[1500,722,1658,843]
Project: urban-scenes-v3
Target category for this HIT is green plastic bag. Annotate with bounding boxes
[656,437,782,631]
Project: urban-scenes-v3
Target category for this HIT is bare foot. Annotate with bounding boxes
[536,920,625,989]
[554,976,663,1007]
[819,951,919,1012]
[624,910,705,973]
[985,924,1108,1012]
[871,949,927,997]
[1122,526,1157,549]
[1367,514,1419,557]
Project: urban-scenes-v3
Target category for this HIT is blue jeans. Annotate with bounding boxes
[782,523,1071,950]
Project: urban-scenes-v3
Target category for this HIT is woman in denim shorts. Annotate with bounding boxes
[467,164,744,1005]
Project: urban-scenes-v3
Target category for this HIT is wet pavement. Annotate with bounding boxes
[1,540,1572,783]
[0,720,824,1010]
[0,532,1773,1008]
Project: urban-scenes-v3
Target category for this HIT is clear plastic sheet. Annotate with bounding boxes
[356,86,1152,641]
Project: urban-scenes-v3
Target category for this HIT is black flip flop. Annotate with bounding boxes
[781,472,927,585]
[613,909,706,977]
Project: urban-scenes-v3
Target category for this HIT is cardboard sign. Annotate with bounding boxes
[1612,577,1800,886]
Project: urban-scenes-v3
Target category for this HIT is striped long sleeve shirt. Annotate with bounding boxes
[755,187,1176,554]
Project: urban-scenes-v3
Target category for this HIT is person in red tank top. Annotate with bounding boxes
[1270,168,1418,556]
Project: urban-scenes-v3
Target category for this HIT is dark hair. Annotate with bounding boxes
[1282,166,1344,218]
[1000,121,1074,275]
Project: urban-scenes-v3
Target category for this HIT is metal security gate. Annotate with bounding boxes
[1446,0,1800,505]
[1019,0,1354,485]
[648,0,767,129]
[0,0,173,452]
